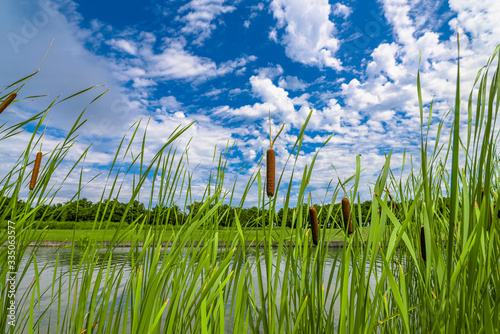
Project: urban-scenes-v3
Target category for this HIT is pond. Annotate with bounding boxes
[12,245,382,333]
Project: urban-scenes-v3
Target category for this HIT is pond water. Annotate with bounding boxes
[11,246,382,333]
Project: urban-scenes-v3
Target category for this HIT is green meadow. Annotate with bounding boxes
[9,227,372,244]
[1,42,500,333]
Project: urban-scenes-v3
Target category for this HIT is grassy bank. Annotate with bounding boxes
[3,226,371,243]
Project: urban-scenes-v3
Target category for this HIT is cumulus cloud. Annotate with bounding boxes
[270,0,343,69]
[278,75,307,91]
[214,68,306,126]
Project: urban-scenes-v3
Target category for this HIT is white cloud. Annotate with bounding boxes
[270,0,342,69]
[159,96,182,111]
[366,43,405,80]
[244,2,265,29]
[269,28,278,42]
[110,38,256,83]
[107,39,137,55]
[229,88,243,96]
[178,0,236,45]
[205,88,224,97]
[250,76,295,114]
[278,75,307,91]
[235,67,247,75]
[333,3,352,19]
[214,69,304,126]
[256,65,283,79]
[143,41,219,81]
[132,77,157,88]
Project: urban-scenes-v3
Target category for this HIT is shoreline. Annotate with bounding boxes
[6,240,349,248]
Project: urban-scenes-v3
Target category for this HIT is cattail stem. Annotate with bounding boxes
[30,152,42,190]
[341,197,353,234]
[0,92,17,115]
[309,206,319,245]
[420,225,426,262]
[266,149,275,197]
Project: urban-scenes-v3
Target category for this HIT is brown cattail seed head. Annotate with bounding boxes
[266,149,275,197]
[420,225,426,262]
[341,197,353,234]
[309,206,319,246]
[30,152,42,190]
[0,92,17,115]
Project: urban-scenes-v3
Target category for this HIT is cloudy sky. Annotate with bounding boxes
[1,0,499,208]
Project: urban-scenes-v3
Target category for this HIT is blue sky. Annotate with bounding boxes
[1,0,499,207]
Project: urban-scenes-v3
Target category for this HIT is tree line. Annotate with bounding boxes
[1,196,452,228]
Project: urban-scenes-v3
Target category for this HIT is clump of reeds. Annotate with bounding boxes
[341,197,353,234]
[0,92,17,115]
[266,111,285,197]
[420,225,426,262]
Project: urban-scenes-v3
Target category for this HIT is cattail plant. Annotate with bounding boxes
[266,111,285,197]
[266,149,275,197]
[341,197,353,234]
[30,152,42,190]
[309,191,319,245]
[0,92,17,115]
[308,187,320,245]
[30,122,48,191]
[420,225,426,262]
